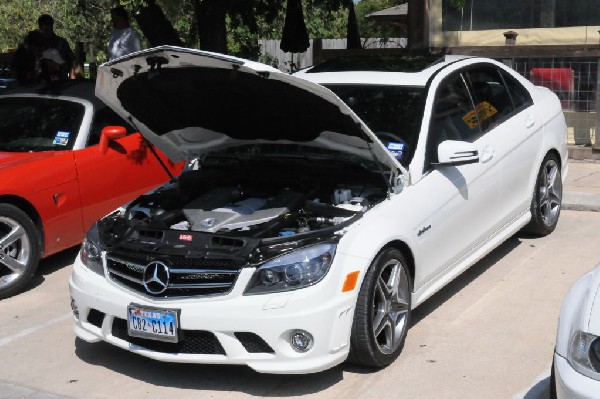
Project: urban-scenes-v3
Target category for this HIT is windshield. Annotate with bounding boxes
[204,143,381,171]
[324,85,425,166]
[0,97,85,152]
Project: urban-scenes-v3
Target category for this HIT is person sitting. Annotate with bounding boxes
[11,31,43,86]
[37,14,75,79]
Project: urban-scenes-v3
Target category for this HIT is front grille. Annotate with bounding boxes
[105,252,243,298]
[111,318,226,355]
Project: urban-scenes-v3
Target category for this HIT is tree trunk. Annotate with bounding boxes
[195,0,228,54]
[407,0,429,50]
[346,0,361,49]
[135,0,183,47]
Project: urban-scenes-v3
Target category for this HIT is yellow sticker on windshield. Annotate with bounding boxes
[462,101,498,129]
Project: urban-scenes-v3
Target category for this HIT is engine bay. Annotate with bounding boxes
[98,156,389,248]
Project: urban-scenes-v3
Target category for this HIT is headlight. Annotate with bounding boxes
[244,243,336,295]
[568,330,600,380]
[80,223,104,276]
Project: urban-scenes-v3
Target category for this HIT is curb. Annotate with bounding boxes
[563,190,600,212]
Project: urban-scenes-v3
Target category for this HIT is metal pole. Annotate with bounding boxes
[595,57,600,149]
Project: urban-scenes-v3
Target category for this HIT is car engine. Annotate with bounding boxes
[97,155,389,255]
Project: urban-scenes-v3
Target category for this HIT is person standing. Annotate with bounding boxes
[37,14,75,79]
[108,6,142,61]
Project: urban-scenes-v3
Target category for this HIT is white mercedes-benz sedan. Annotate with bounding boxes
[69,46,567,374]
[552,263,600,398]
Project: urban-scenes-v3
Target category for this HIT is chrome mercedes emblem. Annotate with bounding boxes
[143,261,170,295]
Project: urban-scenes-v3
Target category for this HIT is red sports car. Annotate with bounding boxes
[0,81,182,298]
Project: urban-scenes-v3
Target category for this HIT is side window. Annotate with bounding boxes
[500,70,533,112]
[465,67,514,132]
[426,73,478,166]
[88,106,135,146]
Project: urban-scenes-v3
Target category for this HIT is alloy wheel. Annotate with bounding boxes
[371,259,410,355]
[0,216,31,289]
[539,159,562,227]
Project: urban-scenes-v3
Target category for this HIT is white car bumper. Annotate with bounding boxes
[554,353,600,399]
[69,255,360,374]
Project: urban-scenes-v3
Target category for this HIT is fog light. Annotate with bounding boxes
[290,330,313,352]
[71,298,79,319]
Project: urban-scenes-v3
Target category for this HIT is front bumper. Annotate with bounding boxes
[553,353,600,399]
[69,254,362,374]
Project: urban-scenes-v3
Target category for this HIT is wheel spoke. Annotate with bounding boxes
[0,224,25,249]
[374,314,390,338]
[549,193,561,208]
[378,274,392,297]
[546,165,558,189]
[0,255,27,274]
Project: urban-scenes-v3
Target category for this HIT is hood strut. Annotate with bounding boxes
[129,117,174,180]
[362,127,394,197]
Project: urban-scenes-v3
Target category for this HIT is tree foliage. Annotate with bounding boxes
[1,0,410,60]
[354,0,407,39]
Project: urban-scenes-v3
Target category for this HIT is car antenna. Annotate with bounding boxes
[127,117,175,180]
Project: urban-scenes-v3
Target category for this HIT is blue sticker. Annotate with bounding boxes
[386,141,406,161]
[53,131,70,146]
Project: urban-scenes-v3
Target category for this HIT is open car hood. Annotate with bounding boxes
[95,46,405,183]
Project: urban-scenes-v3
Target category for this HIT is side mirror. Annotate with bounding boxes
[99,126,127,154]
[436,140,479,166]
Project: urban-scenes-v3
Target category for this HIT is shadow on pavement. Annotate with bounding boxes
[411,235,522,326]
[522,376,550,399]
[21,246,79,294]
[75,338,344,395]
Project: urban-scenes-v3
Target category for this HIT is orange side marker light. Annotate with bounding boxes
[342,271,360,292]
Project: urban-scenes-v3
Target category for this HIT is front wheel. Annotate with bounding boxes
[0,204,41,299]
[523,153,562,236]
[348,248,412,368]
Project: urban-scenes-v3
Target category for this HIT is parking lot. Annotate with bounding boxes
[1,210,600,399]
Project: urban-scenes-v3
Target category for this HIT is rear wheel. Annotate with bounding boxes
[523,153,562,236]
[348,248,412,368]
[0,204,41,299]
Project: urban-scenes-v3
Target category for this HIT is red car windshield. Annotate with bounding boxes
[0,97,85,152]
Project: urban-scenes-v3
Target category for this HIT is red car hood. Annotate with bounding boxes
[0,151,60,170]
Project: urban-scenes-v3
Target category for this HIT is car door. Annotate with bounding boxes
[413,70,502,288]
[470,67,540,225]
[73,105,181,231]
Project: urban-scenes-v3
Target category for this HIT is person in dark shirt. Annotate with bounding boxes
[37,14,75,79]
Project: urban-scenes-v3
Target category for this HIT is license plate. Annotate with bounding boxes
[127,304,179,343]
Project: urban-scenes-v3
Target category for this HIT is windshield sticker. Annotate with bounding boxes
[386,141,406,161]
[53,131,70,146]
[462,101,498,129]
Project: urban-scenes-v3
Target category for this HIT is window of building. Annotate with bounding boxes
[442,0,599,31]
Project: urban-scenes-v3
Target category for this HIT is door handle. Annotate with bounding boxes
[526,116,535,128]
[480,146,494,163]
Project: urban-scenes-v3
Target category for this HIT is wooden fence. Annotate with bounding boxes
[258,37,407,72]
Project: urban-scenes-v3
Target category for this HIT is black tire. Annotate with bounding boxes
[0,204,41,299]
[348,248,412,368]
[523,153,562,236]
